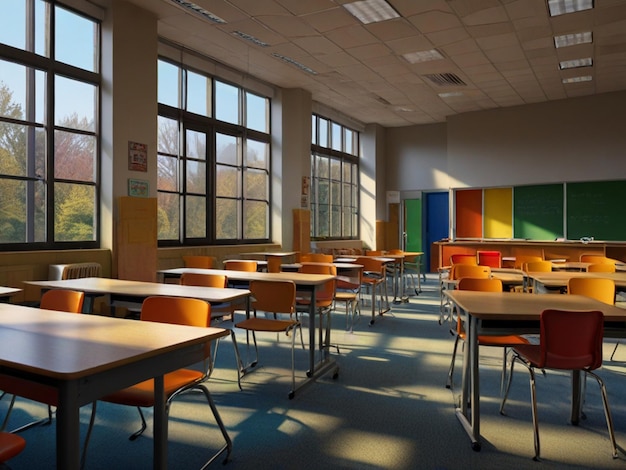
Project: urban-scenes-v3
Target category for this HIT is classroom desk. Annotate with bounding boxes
[25,277,250,314]
[0,287,21,302]
[240,251,297,263]
[0,303,229,470]
[444,290,626,451]
[158,268,338,398]
[527,271,626,293]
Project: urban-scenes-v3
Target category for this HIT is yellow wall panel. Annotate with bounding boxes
[484,188,512,238]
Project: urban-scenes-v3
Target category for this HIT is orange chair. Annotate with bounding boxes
[83,296,232,467]
[0,432,25,464]
[439,264,491,325]
[586,263,616,273]
[0,289,85,433]
[334,266,363,332]
[450,253,477,265]
[300,253,333,263]
[224,259,258,272]
[568,277,615,305]
[355,256,388,325]
[500,309,617,461]
[234,280,300,398]
[513,255,543,270]
[446,278,529,391]
[297,263,337,353]
[477,250,501,268]
[580,254,619,264]
[182,255,216,268]
[266,256,283,273]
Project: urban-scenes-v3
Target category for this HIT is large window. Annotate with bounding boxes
[311,115,359,239]
[0,1,100,248]
[157,56,270,245]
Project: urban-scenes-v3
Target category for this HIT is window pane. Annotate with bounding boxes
[331,122,341,151]
[244,200,268,239]
[216,133,239,165]
[246,92,267,132]
[158,192,179,240]
[0,123,45,178]
[317,155,329,178]
[216,198,238,239]
[54,130,95,182]
[331,181,340,205]
[186,129,206,160]
[157,155,178,191]
[185,195,206,238]
[0,178,45,243]
[158,116,179,155]
[244,168,267,200]
[186,160,206,194]
[311,115,316,145]
[345,129,354,155]
[55,76,96,132]
[331,205,341,237]
[158,60,180,108]
[54,182,95,241]
[216,165,239,197]
[318,204,329,237]
[245,139,268,169]
[318,118,328,147]
[55,6,97,72]
[187,70,211,117]
[215,80,239,124]
[0,61,46,124]
[330,158,340,180]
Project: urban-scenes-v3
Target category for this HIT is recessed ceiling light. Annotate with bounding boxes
[554,31,592,48]
[438,92,464,98]
[559,57,592,69]
[168,0,226,24]
[548,0,593,17]
[272,53,317,75]
[402,49,444,64]
[343,0,400,24]
[232,31,269,47]
[562,75,592,83]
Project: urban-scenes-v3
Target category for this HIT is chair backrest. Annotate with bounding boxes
[567,277,615,304]
[303,253,333,263]
[224,260,258,272]
[477,250,501,268]
[298,264,336,305]
[40,289,84,313]
[450,264,490,281]
[182,255,216,269]
[586,263,616,273]
[580,254,617,264]
[141,295,211,327]
[180,272,227,288]
[523,260,552,272]
[538,309,604,370]
[450,253,477,265]
[61,262,102,280]
[266,256,283,273]
[386,249,403,255]
[355,256,385,275]
[298,263,337,275]
[366,250,385,256]
[249,280,296,316]
[457,277,503,292]
[513,255,543,269]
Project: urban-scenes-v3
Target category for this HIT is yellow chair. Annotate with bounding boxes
[523,260,552,272]
[580,254,619,264]
[568,277,615,304]
[0,289,85,433]
[83,296,232,467]
[234,280,301,398]
[446,278,529,391]
[513,255,543,270]
[586,263,616,273]
[182,255,216,268]
[224,259,258,272]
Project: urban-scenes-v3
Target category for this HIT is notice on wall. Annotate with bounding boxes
[128,141,148,172]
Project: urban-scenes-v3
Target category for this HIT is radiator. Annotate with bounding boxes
[48,262,102,280]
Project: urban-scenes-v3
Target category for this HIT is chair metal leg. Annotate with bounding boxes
[1,394,53,433]
[195,384,233,467]
[446,335,461,389]
[528,367,540,461]
[610,341,620,361]
[586,370,618,459]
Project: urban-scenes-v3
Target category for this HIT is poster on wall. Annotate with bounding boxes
[128,178,149,197]
[128,141,148,172]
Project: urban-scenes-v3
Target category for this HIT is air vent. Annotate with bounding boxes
[422,73,466,86]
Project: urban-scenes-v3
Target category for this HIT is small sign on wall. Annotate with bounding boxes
[128,141,148,172]
[128,178,149,197]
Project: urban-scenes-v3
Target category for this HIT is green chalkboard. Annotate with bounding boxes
[514,184,564,240]
[567,181,626,241]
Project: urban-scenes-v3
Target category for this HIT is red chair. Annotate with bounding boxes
[477,250,502,268]
[500,309,617,461]
[0,432,25,463]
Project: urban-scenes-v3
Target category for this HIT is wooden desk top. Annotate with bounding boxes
[0,303,228,380]
[25,277,250,303]
[445,290,626,321]
[528,271,626,288]
[0,287,21,298]
[159,268,335,286]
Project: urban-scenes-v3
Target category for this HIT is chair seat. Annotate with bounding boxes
[334,292,357,301]
[236,317,298,333]
[457,333,531,347]
[101,369,204,407]
[0,432,26,462]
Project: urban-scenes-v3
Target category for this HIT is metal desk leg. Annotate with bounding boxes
[571,370,582,425]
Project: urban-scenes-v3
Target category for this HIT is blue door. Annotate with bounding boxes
[424,192,449,271]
